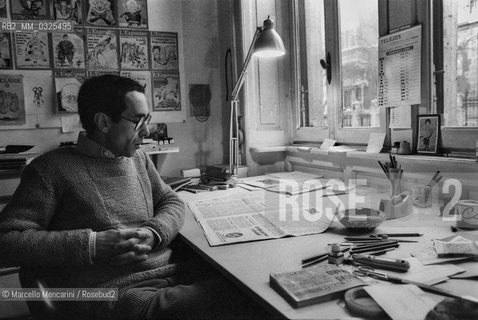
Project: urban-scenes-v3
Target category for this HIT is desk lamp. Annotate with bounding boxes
[229,16,285,178]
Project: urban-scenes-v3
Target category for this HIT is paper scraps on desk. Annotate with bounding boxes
[411,232,478,265]
[450,261,478,279]
[364,284,442,320]
[385,257,464,286]
[434,234,478,257]
[238,171,330,196]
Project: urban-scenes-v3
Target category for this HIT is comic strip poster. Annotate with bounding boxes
[0,74,25,125]
[150,32,178,71]
[121,70,152,110]
[117,0,147,29]
[51,0,83,24]
[86,28,118,71]
[85,0,116,27]
[152,71,180,111]
[0,32,12,69]
[52,29,86,69]
[119,30,148,70]
[0,0,7,18]
[14,31,51,69]
[54,70,86,112]
[10,0,50,20]
[87,70,119,78]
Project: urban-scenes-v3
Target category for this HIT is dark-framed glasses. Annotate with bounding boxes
[120,113,152,131]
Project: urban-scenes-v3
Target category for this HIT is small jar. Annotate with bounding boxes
[328,243,344,264]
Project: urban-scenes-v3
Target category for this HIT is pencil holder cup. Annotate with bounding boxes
[411,185,432,208]
[379,191,411,220]
[388,168,402,197]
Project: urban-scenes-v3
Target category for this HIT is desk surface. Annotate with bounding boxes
[178,185,477,319]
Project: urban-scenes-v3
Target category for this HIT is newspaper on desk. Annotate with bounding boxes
[187,194,336,246]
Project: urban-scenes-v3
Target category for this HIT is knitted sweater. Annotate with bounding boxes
[0,144,185,294]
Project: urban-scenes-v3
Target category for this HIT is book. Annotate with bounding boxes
[269,264,365,308]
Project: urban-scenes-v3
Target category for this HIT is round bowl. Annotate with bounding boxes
[337,208,386,232]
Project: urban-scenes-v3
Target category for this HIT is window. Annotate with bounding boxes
[441,0,478,127]
[339,0,379,128]
[293,0,381,143]
[435,0,478,151]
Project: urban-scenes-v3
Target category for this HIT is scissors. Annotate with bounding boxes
[352,266,394,281]
[352,266,478,303]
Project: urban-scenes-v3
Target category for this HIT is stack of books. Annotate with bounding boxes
[0,153,38,173]
[162,176,194,191]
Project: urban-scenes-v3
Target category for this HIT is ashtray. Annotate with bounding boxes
[337,208,386,232]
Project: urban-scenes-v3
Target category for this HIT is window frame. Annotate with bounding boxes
[434,0,478,152]
[292,0,386,144]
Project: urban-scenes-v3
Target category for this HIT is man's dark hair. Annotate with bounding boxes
[78,75,145,133]
[425,119,431,124]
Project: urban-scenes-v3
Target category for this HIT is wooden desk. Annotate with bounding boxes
[178,185,478,319]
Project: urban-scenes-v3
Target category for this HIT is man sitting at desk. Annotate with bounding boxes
[0,75,262,319]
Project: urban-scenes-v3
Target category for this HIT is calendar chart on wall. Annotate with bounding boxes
[378,25,421,108]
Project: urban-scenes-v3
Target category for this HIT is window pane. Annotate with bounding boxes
[299,0,327,127]
[339,0,379,128]
[443,0,478,127]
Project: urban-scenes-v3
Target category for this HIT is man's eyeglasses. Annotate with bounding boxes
[119,114,152,131]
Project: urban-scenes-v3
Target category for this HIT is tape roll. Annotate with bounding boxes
[344,287,387,319]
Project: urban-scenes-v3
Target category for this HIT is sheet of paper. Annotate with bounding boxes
[268,171,324,181]
[450,261,478,279]
[320,139,336,150]
[238,173,331,196]
[378,25,421,108]
[434,235,478,256]
[366,133,386,153]
[390,106,412,128]
[364,284,442,320]
[386,257,465,285]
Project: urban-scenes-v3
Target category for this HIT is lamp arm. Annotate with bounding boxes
[231,27,262,101]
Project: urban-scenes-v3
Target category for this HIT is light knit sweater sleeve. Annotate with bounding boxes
[140,152,185,249]
[0,163,92,268]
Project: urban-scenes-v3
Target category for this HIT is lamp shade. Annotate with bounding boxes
[253,17,285,57]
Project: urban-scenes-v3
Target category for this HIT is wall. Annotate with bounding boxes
[0,0,225,177]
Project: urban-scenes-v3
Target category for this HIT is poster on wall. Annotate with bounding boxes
[152,71,180,111]
[23,71,61,128]
[117,0,148,29]
[0,74,25,125]
[86,27,118,71]
[119,29,149,70]
[87,70,119,78]
[378,25,421,108]
[54,70,86,113]
[10,0,50,20]
[85,0,116,27]
[0,0,7,18]
[0,32,13,69]
[52,29,86,69]
[14,31,51,69]
[121,70,152,110]
[149,32,178,71]
[51,0,83,24]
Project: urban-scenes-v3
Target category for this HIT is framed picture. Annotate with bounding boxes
[417,114,440,154]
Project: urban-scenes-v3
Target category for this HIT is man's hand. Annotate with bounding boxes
[95,227,157,265]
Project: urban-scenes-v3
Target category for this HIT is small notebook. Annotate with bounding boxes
[270,264,365,308]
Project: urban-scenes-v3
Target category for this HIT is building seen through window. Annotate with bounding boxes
[339,0,379,128]
[443,0,478,127]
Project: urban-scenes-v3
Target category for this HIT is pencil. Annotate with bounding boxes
[302,254,328,268]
